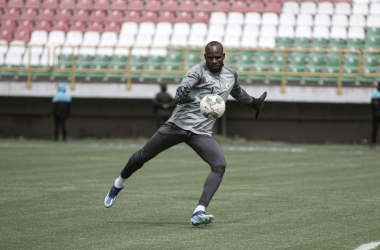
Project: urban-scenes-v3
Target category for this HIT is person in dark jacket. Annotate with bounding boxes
[153,84,174,128]
[371,83,380,148]
[52,82,72,142]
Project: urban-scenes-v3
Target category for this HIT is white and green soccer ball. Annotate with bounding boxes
[200,94,226,120]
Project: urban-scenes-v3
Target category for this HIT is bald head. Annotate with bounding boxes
[204,41,225,73]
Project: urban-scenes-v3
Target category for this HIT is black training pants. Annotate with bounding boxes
[120,123,227,207]
[372,116,380,144]
[54,118,67,141]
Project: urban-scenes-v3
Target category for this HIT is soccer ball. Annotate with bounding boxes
[200,94,226,120]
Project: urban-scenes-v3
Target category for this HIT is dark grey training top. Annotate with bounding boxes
[168,63,253,136]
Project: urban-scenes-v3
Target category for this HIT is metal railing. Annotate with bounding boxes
[0,44,377,94]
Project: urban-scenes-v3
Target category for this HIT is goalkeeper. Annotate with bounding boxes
[104,41,267,226]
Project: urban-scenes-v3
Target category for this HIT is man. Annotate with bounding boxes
[153,84,174,128]
[371,83,380,148]
[104,41,267,226]
[52,82,72,142]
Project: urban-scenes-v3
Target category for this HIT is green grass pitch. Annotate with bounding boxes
[1,139,380,250]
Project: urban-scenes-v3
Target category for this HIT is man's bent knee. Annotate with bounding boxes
[211,161,227,175]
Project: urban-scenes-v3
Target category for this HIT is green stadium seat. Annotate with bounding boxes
[143,54,165,80]
[234,64,250,82]
[161,63,183,80]
[272,51,286,67]
[311,38,328,49]
[88,55,111,79]
[342,66,358,83]
[359,67,378,84]
[107,55,127,80]
[268,65,283,82]
[346,38,363,50]
[255,51,272,67]
[236,51,254,66]
[166,50,183,64]
[251,64,268,82]
[1,65,19,77]
[53,56,72,78]
[366,27,380,39]
[329,38,345,50]
[323,66,339,83]
[287,65,304,82]
[293,38,310,49]
[276,37,292,49]
[34,65,52,78]
[186,50,203,69]
[304,65,322,83]
[75,60,91,78]
[365,36,380,50]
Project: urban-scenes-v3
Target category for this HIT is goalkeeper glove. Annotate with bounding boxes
[174,86,195,104]
[247,91,267,119]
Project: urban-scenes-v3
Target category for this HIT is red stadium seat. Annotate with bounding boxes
[107,10,124,24]
[90,10,106,22]
[38,9,54,21]
[69,21,86,33]
[13,29,31,43]
[94,0,109,11]
[158,11,175,23]
[248,2,265,13]
[87,22,103,33]
[18,20,34,33]
[104,22,120,33]
[56,9,72,22]
[21,9,37,21]
[176,11,192,23]
[162,0,178,12]
[25,0,41,9]
[141,11,158,23]
[319,0,334,2]
[180,0,195,12]
[193,12,209,24]
[8,0,24,9]
[128,0,144,12]
[110,0,126,11]
[267,0,282,2]
[214,1,230,12]
[35,20,52,32]
[124,11,141,22]
[335,0,351,2]
[42,0,58,10]
[59,0,76,10]
[73,10,89,22]
[0,29,13,43]
[231,1,248,13]
[300,0,317,2]
[0,0,6,9]
[77,0,93,11]
[146,0,161,12]
[266,2,282,14]
[197,0,213,13]
[1,20,17,33]
[4,8,20,22]
[52,21,69,33]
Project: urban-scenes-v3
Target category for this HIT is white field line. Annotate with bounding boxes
[0,142,309,152]
[354,242,380,250]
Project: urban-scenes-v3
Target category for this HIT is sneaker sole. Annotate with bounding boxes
[190,215,214,226]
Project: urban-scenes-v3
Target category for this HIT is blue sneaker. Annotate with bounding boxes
[104,185,124,208]
[190,211,214,226]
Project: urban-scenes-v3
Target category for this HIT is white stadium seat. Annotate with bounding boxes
[296,13,314,27]
[366,15,380,27]
[62,31,83,55]
[138,22,156,36]
[4,41,26,66]
[313,26,330,39]
[314,14,331,27]
[244,12,261,25]
[330,26,347,40]
[152,34,171,47]
[317,2,334,15]
[348,27,365,40]
[295,26,312,39]
[335,3,352,15]
[331,14,349,27]
[225,24,242,37]
[282,2,299,14]
[352,3,369,15]
[172,23,190,36]
[369,3,380,14]
[208,24,225,38]
[261,13,279,26]
[258,36,276,48]
[114,34,134,56]
[260,25,277,38]
[170,34,188,47]
[29,31,48,56]
[135,34,153,47]
[278,25,294,38]
[96,32,118,56]
[190,23,208,36]
[121,22,139,36]
[188,34,205,47]
[79,31,100,56]
[279,13,296,26]
[240,35,257,48]
[349,15,366,27]
[210,12,227,25]
[228,12,244,25]
[223,35,240,48]
[155,22,173,36]
[300,2,317,15]
[243,25,260,38]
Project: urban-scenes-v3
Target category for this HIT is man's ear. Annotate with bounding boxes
[222,53,225,60]
[204,54,207,60]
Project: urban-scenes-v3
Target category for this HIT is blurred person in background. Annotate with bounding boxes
[371,83,380,148]
[153,84,174,128]
[52,82,72,142]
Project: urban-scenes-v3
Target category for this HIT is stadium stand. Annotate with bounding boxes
[0,0,379,85]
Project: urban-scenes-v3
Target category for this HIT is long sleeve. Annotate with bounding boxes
[178,64,203,89]
[229,70,253,104]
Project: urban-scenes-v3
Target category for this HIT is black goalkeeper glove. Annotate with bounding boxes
[247,91,267,119]
[174,86,195,104]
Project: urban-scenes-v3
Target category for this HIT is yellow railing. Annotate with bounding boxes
[0,44,377,94]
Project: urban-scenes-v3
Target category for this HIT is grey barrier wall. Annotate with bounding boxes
[0,97,374,144]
